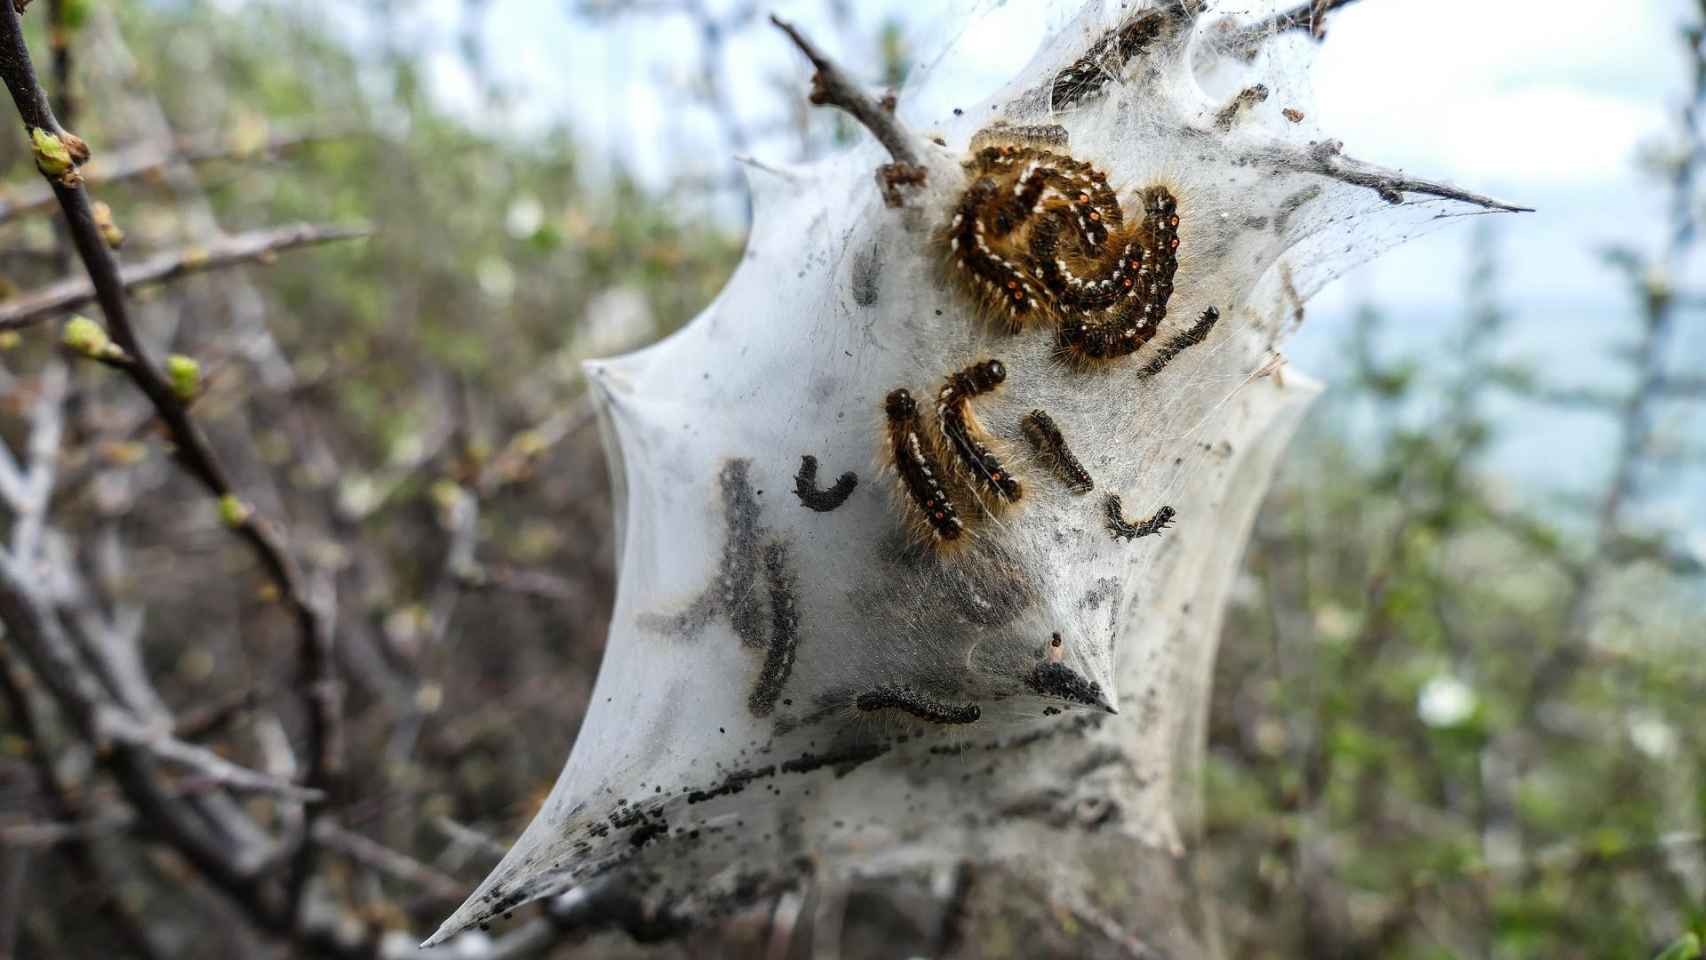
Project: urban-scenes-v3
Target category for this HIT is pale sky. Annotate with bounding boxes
[397,0,1703,533]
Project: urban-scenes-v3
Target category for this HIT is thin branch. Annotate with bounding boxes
[0,654,167,957]
[96,710,325,801]
[173,684,265,741]
[769,15,927,205]
[1231,0,1365,49]
[312,821,466,902]
[0,551,260,899]
[0,811,134,848]
[475,398,596,497]
[1658,374,1706,397]
[432,817,511,861]
[1526,386,1624,410]
[0,221,371,331]
[1251,139,1533,213]
[0,125,346,225]
[8,360,65,561]
[1526,17,1705,708]
[0,0,344,921]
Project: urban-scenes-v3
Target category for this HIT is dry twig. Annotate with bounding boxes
[0,0,344,929]
[769,14,926,205]
[0,125,346,225]
[0,221,370,331]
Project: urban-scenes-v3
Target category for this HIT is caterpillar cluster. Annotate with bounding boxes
[946,135,1182,365]
[870,127,1214,553]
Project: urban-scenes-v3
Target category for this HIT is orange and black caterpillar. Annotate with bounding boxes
[947,137,1183,364]
[885,388,964,545]
[936,359,1021,510]
[876,127,1205,553]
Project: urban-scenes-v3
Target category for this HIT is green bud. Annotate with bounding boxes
[218,494,252,527]
[30,128,73,176]
[166,354,201,401]
[62,315,114,358]
[91,201,125,249]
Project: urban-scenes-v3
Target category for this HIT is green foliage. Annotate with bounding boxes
[1205,226,1706,958]
[1655,932,1702,960]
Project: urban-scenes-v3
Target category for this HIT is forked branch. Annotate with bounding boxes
[0,0,344,919]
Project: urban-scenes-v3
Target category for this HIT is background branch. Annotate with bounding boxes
[0,222,370,331]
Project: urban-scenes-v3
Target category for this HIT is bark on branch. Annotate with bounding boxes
[769,14,927,205]
[0,125,347,225]
[0,221,371,331]
[1252,139,1534,212]
[0,0,345,921]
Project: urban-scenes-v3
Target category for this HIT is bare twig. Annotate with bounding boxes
[1251,140,1534,213]
[0,221,370,331]
[173,684,265,741]
[432,817,512,861]
[476,397,596,497]
[0,125,346,225]
[0,810,136,848]
[1659,374,1706,397]
[7,360,66,561]
[769,14,927,205]
[1231,0,1365,49]
[0,551,261,898]
[312,821,466,902]
[0,653,166,957]
[96,711,325,801]
[1527,16,1705,706]
[0,0,344,923]
[768,16,916,166]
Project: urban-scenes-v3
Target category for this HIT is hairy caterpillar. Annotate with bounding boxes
[1021,409,1094,494]
[885,389,965,544]
[935,360,1022,510]
[883,127,1196,553]
[1138,306,1221,379]
[946,136,1183,366]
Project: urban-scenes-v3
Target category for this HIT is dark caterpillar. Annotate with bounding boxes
[793,454,857,512]
[885,389,964,544]
[1021,410,1094,494]
[1024,661,1109,710]
[856,685,982,725]
[1105,496,1175,541]
[1046,11,1170,111]
[1138,306,1221,379]
[935,360,1022,510]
